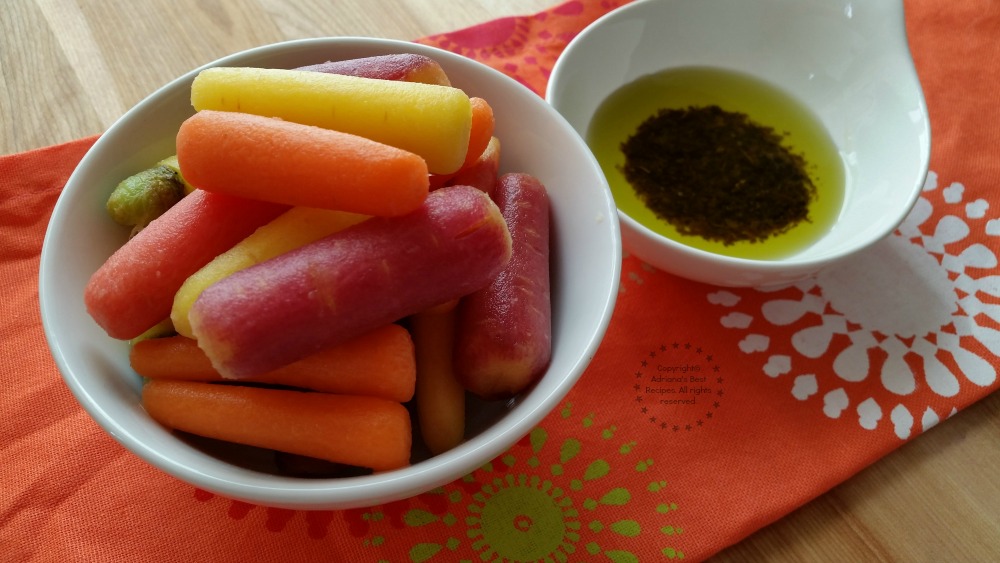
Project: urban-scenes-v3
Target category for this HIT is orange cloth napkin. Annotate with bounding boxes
[3,1,999,561]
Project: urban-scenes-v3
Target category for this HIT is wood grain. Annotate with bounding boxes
[1,0,546,153]
[3,1,999,561]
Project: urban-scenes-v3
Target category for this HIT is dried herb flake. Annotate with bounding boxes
[620,105,816,245]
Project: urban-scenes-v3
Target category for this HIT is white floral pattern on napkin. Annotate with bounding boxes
[707,170,998,439]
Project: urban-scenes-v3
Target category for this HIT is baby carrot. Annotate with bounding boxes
[428,99,496,190]
[131,324,416,402]
[449,136,501,194]
[142,379,412,471]
[295,53,452,86]
[131,335,214,379]
[84,189,287,340]
[410,305,465,455]
[190,67,472,174]
[189,185,512,379]
[463,97,495,169]
[176,110,430,217]
[455,173,552,399]
[171,206,368,338]
[428,116,498,193]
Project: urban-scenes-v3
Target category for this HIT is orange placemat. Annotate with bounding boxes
[3,1,999,561]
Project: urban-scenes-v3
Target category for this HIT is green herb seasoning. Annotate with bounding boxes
[587,67,845,260]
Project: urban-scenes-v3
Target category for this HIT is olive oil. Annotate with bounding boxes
[586,66,845,260]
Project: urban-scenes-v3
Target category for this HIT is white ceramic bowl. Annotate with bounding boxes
[39,38,621,510]
[547,0,930,287]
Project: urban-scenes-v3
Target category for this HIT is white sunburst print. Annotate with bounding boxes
[709,171,1000,440]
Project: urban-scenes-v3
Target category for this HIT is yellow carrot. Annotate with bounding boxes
[410,305,465,455]
[190,67,473,174]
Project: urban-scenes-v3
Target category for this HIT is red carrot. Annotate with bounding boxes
[84,189,287,340]
[142,379,412,471]
[189,185,512,379]
[176,110,430,217]
[130,324,416,402]
[296,53,452,86]
[455,173,552,399]
[449,136,501,194]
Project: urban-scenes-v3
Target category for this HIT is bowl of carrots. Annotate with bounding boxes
[39,38,622,509]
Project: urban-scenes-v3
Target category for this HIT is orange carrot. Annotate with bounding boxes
[410,306,465,455]
[85,189,287,340]
[463,97,495,168]
[142,379,412,471]
[131,336,215,379]
[176,110,430,217]
[131,324,416,402]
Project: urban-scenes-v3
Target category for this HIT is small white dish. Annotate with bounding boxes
[547,0,930,287]
[39,37,622,509]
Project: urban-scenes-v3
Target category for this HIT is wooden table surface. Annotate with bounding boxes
[4,1,999,561]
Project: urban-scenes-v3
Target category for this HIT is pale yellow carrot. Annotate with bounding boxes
[411,306,465,455]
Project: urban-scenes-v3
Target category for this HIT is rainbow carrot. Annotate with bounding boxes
[410,305,465,455]
[455,173,552,399]
[130,318,176,345]
[190,67,472,174]
[171,206,368,338]
[142,379,412,471]
[189,185,512,379]
[428,99,497,190]
[449,136,501,194]
[296,53,452,86]
[463,97,495,169]
[85,190,287,340]
[176,110,429,216]
[131,324,416,402]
